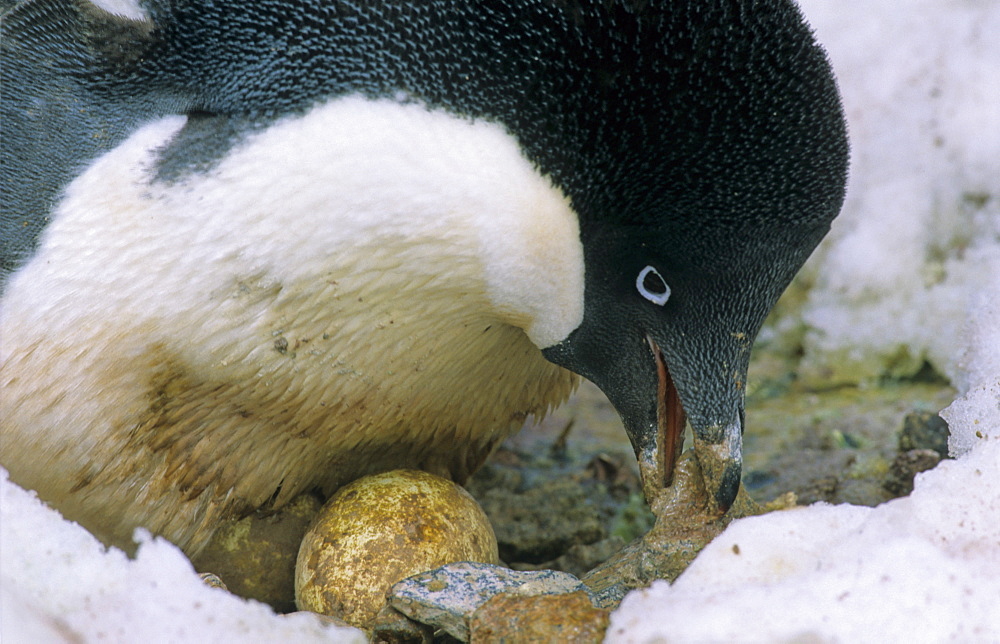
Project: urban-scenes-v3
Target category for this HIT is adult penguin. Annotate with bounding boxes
[0,0,848,555]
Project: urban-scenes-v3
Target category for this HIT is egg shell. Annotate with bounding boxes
[295,469,499,628]
[193,492,322,612]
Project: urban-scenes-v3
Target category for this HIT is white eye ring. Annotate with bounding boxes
[636,265,671,305]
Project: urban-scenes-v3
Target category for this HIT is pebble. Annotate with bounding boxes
[388,562,595,641]
[198,572,228,591]
[899,411,951,458]
[295,470,498,629]
[370,605,434,644]
[193,492,321,612]
[469,590,610,643]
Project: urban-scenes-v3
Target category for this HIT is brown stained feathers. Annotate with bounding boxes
[1,258,577,555]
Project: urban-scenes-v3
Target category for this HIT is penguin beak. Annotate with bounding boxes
[541,323,744,515]
[643,335,686,489]
[643,335,742,514]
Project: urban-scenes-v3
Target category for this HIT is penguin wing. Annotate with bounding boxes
[1,0,161,279]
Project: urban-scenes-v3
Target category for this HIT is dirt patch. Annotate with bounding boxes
[466,353,955,597]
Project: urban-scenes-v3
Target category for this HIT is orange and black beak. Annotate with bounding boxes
[642,334,686,491]
[545,324,745,515]
[641,335,743,512]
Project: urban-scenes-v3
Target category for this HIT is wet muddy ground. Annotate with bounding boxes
[466,349,955,587]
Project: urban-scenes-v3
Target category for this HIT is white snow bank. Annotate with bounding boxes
[0,468,365,643]
[795,0,1000,386]
[941,276,1000,457]
[608,443,1000,642]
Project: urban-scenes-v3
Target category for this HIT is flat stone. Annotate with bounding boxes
[370,605,434,644]
[388,562,590,641]
[469,590,610,643]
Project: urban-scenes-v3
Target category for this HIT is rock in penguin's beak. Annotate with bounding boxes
[641,335,743,514]
[540,318,746,516]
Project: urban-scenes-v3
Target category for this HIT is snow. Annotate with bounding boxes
[2,1,999,642]
[609,448,1000,642]
[795,0,1000,387]
[0,469,365,642]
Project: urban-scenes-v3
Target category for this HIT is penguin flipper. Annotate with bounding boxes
[1,0,157,280]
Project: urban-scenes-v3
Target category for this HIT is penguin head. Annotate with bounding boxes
[541,185,842,511]
[524,2,851,510]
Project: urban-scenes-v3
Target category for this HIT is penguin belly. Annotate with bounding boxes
[0,97,582,554]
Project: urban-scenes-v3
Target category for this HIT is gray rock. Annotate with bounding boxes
[388,562,590,641]
[899,411,950,458]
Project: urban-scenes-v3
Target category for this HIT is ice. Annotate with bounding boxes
[0,468,364,643]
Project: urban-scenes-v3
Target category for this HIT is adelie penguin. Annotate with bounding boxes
[1,0,848,559]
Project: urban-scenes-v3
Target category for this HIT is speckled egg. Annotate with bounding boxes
[294,469,499,628]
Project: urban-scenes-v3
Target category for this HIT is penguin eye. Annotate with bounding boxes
[636,265,671,305]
